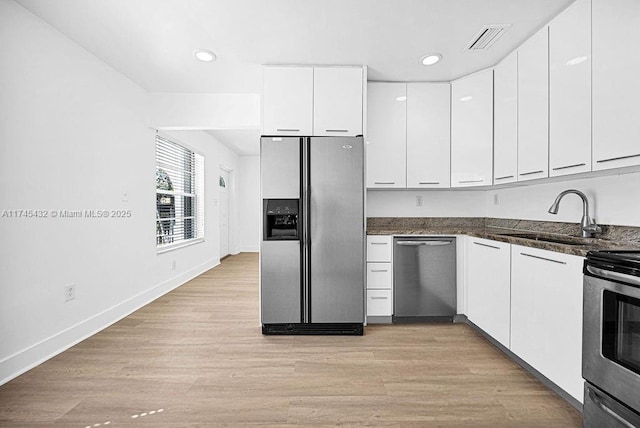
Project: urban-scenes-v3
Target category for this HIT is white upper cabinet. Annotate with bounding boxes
[263,66,363,137]
[262,66,313,136]
[518,28,549,182]
[366,82,407,188]
[313,67,363,136]
[406,83,451,188]
[549,0,592,177]
[493,52,518,185]
[592,0,640,170]
[451,70,494,187]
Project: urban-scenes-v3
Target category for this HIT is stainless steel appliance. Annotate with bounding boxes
[393,237,456,322]
[583,251,640,427]
[260,136,364,335]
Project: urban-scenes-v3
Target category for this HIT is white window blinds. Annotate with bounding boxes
[156,134,204,250]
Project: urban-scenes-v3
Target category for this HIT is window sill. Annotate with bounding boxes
[156,238,204,254]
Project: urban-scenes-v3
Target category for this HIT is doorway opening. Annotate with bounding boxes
[219,166,232,259]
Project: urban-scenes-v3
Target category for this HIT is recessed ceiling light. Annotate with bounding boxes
[395,96,407,102]
[194,49,216,62]
[459,96,473,102]
[420,53,442,66]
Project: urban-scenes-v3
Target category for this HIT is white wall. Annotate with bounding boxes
[163,130,240,254]
[148,92,261,130]
[367,190,486,217]
[0,1,233,384]
[368,171,640,227]
[485,170,640,226]
[237,156,261,252]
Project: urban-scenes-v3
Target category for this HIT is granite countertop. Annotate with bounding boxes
[367,217,640,257]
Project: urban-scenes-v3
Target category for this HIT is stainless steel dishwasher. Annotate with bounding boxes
[393,237,457,322]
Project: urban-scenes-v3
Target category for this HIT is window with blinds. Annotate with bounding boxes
[156,134,204,250]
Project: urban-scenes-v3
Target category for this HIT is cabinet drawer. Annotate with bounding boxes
[367,236,393,262]
[367,263,392,289]
[367,289,392,316]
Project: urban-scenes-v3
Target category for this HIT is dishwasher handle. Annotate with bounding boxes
[396,240,453,246]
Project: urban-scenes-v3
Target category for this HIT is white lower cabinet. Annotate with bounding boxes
[366,236,393,262]
[366,235,393,320]
[466,238,511,348]
[366,289,392,317]
[510,245,584,403]
[367,263,392,289]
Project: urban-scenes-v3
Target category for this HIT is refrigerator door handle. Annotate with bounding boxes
[301,137,310,323]
[397,240,453,246]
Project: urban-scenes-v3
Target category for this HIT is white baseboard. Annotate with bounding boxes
[0,258,219,386]
[239,246,259,253]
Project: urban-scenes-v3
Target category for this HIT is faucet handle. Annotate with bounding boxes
[584,218,602,234]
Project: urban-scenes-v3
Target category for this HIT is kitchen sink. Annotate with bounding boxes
[500,233,590,246]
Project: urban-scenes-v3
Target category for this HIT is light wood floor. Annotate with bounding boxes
[0,253,582,427]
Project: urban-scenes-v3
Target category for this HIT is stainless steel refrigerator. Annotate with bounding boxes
[260,136,364,335]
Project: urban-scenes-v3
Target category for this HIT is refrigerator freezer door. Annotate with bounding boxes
[308,137,364,323]
[260,240,301,324]
[261,137,300,199]
[260,136,302,324]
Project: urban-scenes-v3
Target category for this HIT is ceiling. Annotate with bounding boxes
[16,0,576,155]
[206,129,261,156]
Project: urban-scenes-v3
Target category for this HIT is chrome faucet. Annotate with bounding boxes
[548,189,601,238]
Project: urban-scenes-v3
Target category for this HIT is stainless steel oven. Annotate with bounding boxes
[584,251,640,428]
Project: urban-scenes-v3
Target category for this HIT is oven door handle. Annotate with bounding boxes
[586,386,637,428]
[586,265,640,287]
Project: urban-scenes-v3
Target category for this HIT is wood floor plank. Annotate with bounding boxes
[0,253,582,426]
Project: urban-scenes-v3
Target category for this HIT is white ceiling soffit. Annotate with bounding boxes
[15,0,576,93]
[206,129,262,156]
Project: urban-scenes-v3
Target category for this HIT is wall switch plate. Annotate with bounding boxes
[122,192,129,202]
[416,196,423,207]
[64,285,75,302]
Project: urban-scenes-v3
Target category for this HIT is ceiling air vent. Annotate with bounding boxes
[466,25,511,50]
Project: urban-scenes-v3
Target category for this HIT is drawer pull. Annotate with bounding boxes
[519,170,544,176]
[552,163,586,171]
[370,296,389,300]
[473,242,500,250]
[419,181,440,185]
[495,175,514,180]
[276,128,300,132]
[374,181,396,185]
[459,179,484,184]
[370,269,389,273]
[596,153,640,163]
[325,129,349,133]
[370,242,388,245]
[520,252,567,265]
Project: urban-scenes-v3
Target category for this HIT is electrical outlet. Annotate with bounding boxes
[416,195,423,207]
[493,194,499,205]
[64,285,75,302]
